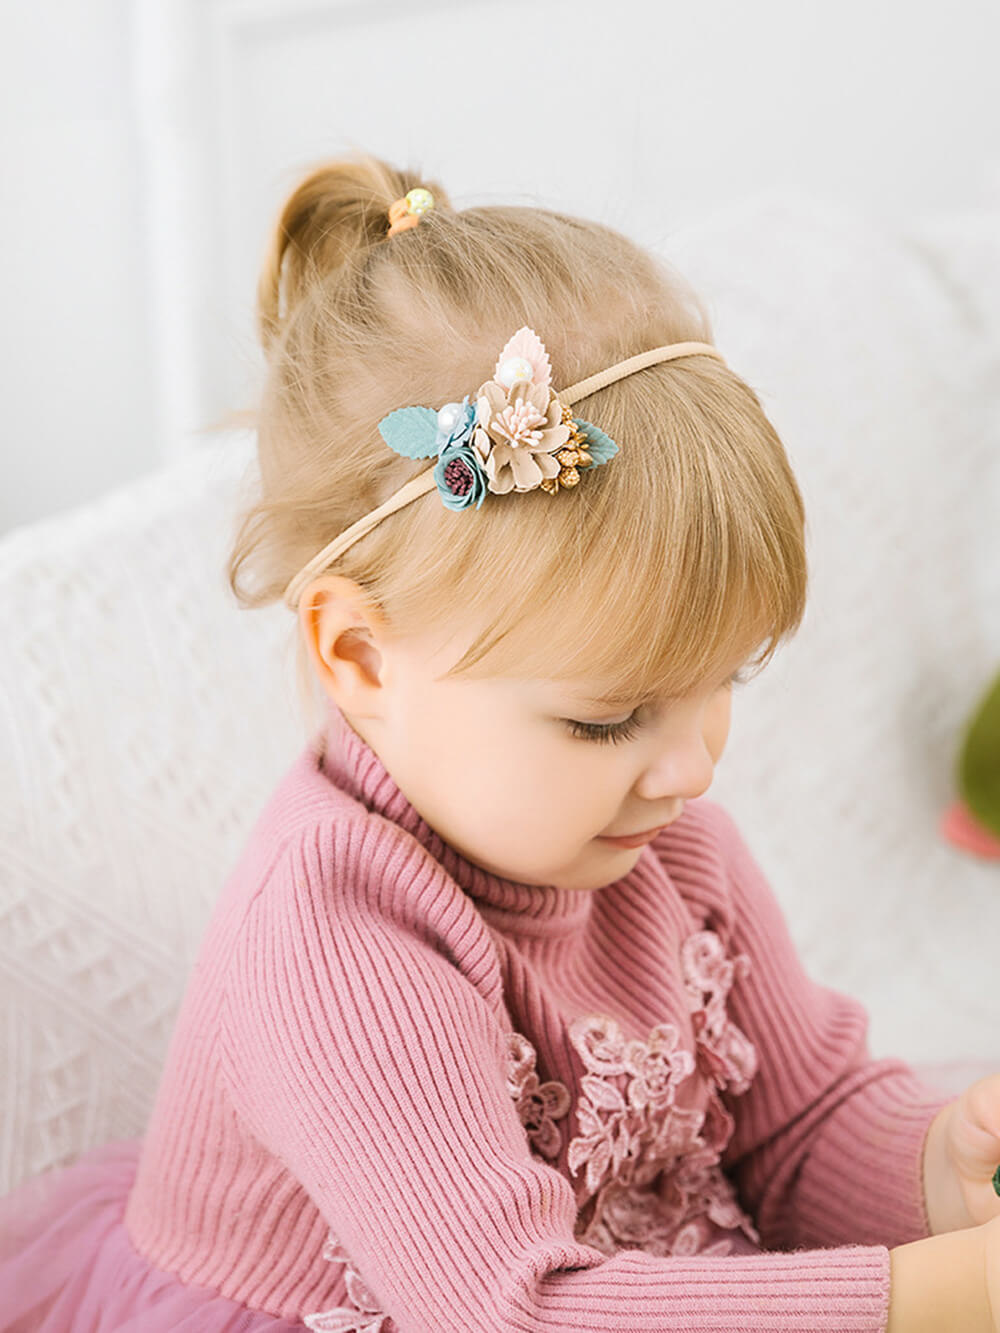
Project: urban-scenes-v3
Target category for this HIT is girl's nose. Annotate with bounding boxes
[637,727,717,803]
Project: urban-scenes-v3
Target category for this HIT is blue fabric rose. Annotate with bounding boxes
[434,442,488,511]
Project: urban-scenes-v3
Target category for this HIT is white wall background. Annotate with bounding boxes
[1,0,999,535]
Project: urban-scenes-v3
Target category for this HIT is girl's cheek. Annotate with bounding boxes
[703,691,733,762]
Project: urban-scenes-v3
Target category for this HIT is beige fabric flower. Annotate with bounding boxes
[473,378,573,494]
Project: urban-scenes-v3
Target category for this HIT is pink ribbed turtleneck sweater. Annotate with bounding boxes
[124,699,953,1331]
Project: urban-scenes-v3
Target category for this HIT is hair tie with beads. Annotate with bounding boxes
[386,188,436,237]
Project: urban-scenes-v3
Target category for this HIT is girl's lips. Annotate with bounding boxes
[597,823,670,848]
[597,807,683,848]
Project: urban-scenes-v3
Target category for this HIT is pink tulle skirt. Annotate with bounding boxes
[0,1137,307,1332]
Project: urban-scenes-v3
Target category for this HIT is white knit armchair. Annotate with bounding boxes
[2,190,998,1197]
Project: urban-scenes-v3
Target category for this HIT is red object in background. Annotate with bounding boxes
[940,798,1000,860]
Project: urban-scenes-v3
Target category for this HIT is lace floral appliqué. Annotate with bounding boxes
[506,928,761,1259]
[681,929,757,1097]
[505,1031,573,1156]
[303,1235,396,1333]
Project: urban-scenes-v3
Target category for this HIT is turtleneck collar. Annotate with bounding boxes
[315,699,596,935]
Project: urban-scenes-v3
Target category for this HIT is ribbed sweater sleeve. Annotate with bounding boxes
[700,802,955,1251]
[217,815,908,1333]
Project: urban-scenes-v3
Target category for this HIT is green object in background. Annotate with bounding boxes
[958,670,1000,840]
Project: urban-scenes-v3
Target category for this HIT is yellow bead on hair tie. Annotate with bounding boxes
[405,187,434,215]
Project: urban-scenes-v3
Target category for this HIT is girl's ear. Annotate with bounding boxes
[297,575,390,713]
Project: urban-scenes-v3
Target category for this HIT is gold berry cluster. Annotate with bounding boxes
[539,403,595,495]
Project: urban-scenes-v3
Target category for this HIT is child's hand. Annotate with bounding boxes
[986,1213,1000,1332]
[925,1075,1000,1234]
[888,1213,1000,1331]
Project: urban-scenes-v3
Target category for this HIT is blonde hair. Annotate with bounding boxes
[225,150,809,733]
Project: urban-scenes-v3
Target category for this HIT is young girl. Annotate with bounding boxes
[2,151,1000,1332]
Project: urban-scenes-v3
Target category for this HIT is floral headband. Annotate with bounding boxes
[377,325,619,511]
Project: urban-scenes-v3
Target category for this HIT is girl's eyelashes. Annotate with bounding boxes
[563,668,750,746]
[564,711,644,746]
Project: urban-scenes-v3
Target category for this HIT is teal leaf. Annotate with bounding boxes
[574,417,619,465]
[377,406,439,459]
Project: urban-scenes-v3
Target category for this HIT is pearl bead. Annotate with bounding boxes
[497,356,533,388]
[436,401,464,434]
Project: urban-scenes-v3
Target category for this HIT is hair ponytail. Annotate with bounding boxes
[255,152,451,356]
